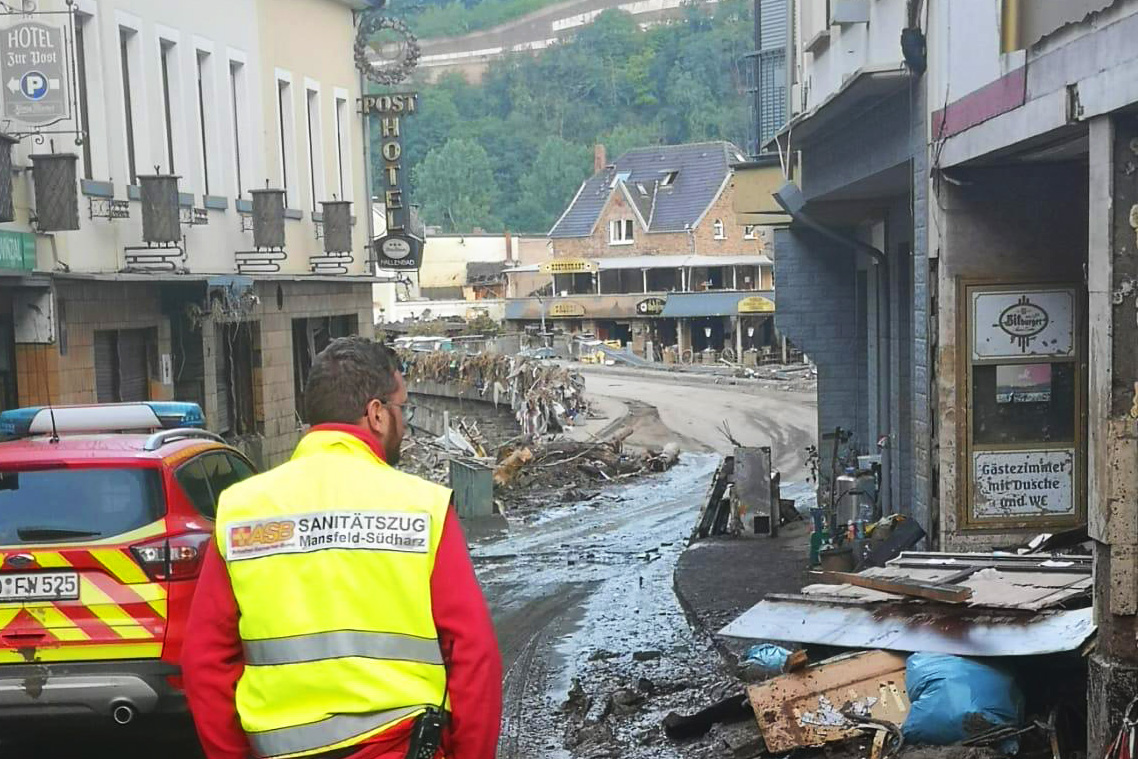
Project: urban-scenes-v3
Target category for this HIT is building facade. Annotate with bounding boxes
[506,142,781,363]
[924,0,1138,750]
[0,0,375,468]
[735,0,1138,750]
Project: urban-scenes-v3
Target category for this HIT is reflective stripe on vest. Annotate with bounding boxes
[248,705,427,758]
[244,631,443,667]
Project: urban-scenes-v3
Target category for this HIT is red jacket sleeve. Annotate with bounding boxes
[182,541,253,759]
[433,509,503,759]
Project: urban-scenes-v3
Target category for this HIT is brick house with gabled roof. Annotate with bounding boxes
[505,142,782,363]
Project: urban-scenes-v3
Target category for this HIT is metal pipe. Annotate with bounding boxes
[772,182,894,518]
[112,702,136,725]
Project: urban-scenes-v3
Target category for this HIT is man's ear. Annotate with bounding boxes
[363,398,389,437]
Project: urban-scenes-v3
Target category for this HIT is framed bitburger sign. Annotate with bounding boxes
[962,283,1084,531]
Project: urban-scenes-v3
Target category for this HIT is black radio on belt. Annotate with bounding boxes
[405,707,446,759]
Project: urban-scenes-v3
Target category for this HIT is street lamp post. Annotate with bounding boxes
[536,295,547,344]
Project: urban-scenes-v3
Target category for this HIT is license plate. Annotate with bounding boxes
[0,572,80,602]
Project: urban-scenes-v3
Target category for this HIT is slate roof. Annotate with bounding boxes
[550,142,745,238]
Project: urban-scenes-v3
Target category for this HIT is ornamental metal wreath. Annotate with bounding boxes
[354,14,421,86]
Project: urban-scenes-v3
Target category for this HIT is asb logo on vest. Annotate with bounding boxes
[227,511,432,562]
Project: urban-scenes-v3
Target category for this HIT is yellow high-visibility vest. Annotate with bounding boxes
[216,429,452,759]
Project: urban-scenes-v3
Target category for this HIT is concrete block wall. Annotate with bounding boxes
[910,78,933,540]
[239,280,375,468]
[773,228,863,481]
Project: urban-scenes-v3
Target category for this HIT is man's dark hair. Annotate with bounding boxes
[303,337,401,425]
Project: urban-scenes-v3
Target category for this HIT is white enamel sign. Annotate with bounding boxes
[972,449,1075,519]
[971,289,1075,361]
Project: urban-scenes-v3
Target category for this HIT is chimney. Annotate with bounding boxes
[505,230,514,262]
[594,144,607,173]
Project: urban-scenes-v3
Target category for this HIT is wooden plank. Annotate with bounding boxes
[817,570,974,603]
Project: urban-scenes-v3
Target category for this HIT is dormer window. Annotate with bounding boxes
[636,183,648,197]
[610,219,634,245]
[713,219,726,240]
[660,171,678,187]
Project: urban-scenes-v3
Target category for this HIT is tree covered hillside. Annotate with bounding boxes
[374,2,754,235]
[393,0,568,39]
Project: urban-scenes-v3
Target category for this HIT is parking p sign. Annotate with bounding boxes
[1,22,67,126]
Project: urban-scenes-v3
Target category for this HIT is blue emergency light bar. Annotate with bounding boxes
[0,402,206,437]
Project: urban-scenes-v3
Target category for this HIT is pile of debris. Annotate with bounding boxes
[398,350,681,514]
[665,549,1094,758]
[399,349,588,435]
[403,426,681,516]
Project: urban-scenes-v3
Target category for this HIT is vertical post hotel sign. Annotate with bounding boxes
[361,93,423,270]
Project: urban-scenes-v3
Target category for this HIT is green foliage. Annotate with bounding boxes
[381,1,753,235]
[412,138,502,233]
[463,312,502,336]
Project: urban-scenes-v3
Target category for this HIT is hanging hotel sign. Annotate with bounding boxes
[971,288,1074,361]
[636,297,666,316]
[0,21,68,127]
[541,258,597,275]
[738,295,776,314]
[362,92,422,271]
[972,449,1075,520]
[550,302,586,318]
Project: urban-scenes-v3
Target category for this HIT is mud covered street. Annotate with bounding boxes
[479,370,818,758]
[479,453,730,758]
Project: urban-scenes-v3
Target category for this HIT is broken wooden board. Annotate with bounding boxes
[815,570,974,603]
[799,561,1091,611]
[747,650,910,753]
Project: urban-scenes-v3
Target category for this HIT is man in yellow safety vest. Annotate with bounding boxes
[183,337,502,759]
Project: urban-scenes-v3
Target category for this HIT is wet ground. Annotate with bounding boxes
[477,452,746,759]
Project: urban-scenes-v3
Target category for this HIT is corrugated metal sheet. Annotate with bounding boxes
[720,600,1095,656]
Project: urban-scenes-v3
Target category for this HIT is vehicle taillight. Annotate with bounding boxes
[130,532,211,581]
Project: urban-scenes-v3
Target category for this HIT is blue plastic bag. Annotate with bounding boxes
[902,653,1025,747]
[742,644,791,675]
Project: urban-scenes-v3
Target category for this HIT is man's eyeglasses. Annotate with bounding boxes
[384,400,416,423]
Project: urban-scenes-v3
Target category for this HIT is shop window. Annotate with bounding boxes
[95,328,155,403]
[293,315,358,421]
[216,323,256,436]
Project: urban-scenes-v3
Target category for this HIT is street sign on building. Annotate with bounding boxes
[0,21,68,127]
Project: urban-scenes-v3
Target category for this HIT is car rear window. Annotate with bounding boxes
[0,467,163,545]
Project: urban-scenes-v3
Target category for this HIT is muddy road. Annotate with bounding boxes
[476,453,730,758]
